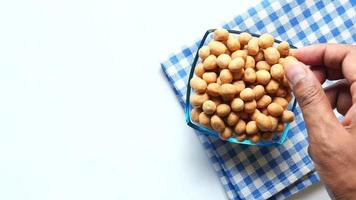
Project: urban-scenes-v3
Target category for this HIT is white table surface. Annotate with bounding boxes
[0,0,331,199]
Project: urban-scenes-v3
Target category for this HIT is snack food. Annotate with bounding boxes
[189,29,295,143]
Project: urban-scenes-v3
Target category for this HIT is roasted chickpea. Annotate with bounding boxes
[254,50,264,62]
[194,63,205,78]
[219,84,236,101]
[270,64,284,80]
[256,113,272,131]
[239,32,252,46]
[219,69,233,84]
[202,72,217,84]
[202,100,216,115]
[191,107,202,122]
[282,56,297,65]
[211,115,226,132]
[275,87,287,97]
[256,61,271,71]
[252,85,265,100]
[249,133,261,143]
[269,116,278,131]
[219,127,233,140]
[247,38,259,56]
[203,55,217,70]
[245,56,255,68]
[282,110,295,123]
[264,47,280,65]
[217,54,231,69]
[198,45,210,60]
[228,57,245,72]
[243,68,256,83]
[244,100,257,114]
[226,35,241,51]
[231,49,248,59]
[277,41,290,57]
[190,76,207,93]
[257,95,272,109]
[232,80,245,94]
[276,122,285,132]
[216,77,222,85]
[282,75,290,87]
[235,119,246,134]
[207,83,220,97]
[216,104,231,117]
[246,121,258,135]
[285,93,292,102]
[250,109,261,121]
[190,93,209,107]
[261,132,273,140]
[214,29,229,41]
[236,133,247,141]
[232,69,244,80]
[261,108,269,115]
[210,96,222,106]
[209,41,227,56]
[266,79,279,94]
[199,112,211,127]
[267,103,284,117]
[240,88,255,101]
[273,97,289,109]
[258,33,274,49]
[227,112,239,126]
[256,69,271,85]
[231,98,244,112]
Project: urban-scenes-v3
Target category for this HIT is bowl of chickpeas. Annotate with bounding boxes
[185,29,297,146]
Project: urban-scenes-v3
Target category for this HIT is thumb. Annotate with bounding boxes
[284,61,343,140]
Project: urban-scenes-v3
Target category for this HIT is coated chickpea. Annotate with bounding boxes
[277,41,290,57]
[202,72,217,84]
[199,112,211,127]
[249,133,261,143]
[261,132,273,140]
[191,107,202,122]
[250,109,261,121]
[278,58,285,65]
[256,69,271,85]
[216,104,231,117]
[276,122,284,132]
[227,112,239,126]
[210,96,222,106]
[202,100,216,115]
[270,64,284,80]
[190,76,207,93]
[247,38,259,56]
[285,93,292,102]
[254,50,264,62]
[258,33,274,49]
[231,98,244,112]
[219,127,233,140]
[231,49,247,59]
[217,54,231,69]
[199,46,210,60]
[207,83,220,97]
[282,56,297,65]
[264,47,280,65]
[276,87,287,97]
[226,35,241,51]
[211,115,226,132]
[252,85,265,100]
[236,133,246,141]
[282,75,290,87]
[244,100,257,114]
[282,110,295,123]
[228,57,245,72]
[194,63,205,78]
[209,41,227,56]
[245,56,255,68]
[234,119,246,134]
[232,69,244,80]
[269,116,278,131]
[239,32,252,46]
[233,80,245,94]
[216,77,222,85]
[219,69,233,84]
[190,93,209,107]
[214,29,229,41]
[243,68,256,83]
[267,103,284,117]
[256,61,271,71]
[256,113,272,131]
[273,97,289,109]
[203,55,217,70]
[219,84,236,101]
[266,79,279,94]
[240,88,255,101]
[261,108,269,115]
[246,121,258,135]
[257,95,272,109]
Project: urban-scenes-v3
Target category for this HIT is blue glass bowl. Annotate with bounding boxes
[185,29,297,146]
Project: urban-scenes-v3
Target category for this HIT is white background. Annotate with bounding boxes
[0,0,330,199]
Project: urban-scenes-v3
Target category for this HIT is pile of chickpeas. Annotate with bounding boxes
[189,29,295,143]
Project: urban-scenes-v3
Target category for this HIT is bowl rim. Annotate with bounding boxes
[185,29,297,146]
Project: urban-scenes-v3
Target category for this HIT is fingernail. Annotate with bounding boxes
[284,61,307,87]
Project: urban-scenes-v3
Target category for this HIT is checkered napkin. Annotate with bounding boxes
[161,0,356,199]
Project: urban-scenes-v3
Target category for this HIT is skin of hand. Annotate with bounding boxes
[284,44,356,200]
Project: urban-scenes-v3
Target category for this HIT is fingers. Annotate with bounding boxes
[285,61,347,143]
[324,80,352,115]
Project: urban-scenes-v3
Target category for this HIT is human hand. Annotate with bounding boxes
[284,44,356,199]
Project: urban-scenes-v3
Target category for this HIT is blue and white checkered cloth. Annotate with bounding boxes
[161,0,356,199]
